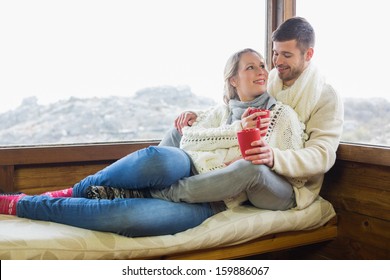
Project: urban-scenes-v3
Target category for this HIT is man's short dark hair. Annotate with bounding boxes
[272,17,315,53]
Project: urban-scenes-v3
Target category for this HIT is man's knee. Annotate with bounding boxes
[230,160,271,180]
[159,127,182,147]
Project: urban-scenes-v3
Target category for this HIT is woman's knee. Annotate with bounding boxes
[145,146,190,168]
[231,160,271,179]
[139,146,191,181]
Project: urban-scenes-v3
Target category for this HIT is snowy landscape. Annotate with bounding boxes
[0,86,215,145]
[0,86,389,146]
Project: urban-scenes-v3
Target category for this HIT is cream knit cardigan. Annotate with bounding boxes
[180,101,307,207]
[268,63,344,209]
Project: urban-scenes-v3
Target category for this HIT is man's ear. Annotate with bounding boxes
[305,47,314,61]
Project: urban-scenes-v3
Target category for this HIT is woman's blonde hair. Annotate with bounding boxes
[223,48,265,104]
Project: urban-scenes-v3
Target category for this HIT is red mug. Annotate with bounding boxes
[237,128,261,157]
[248,108,270,137]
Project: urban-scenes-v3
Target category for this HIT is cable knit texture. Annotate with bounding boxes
[268,63,323,124]
[268,63,344,209]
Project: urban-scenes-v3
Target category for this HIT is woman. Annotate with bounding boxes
[0,49,304,237]
[90,48,305,209]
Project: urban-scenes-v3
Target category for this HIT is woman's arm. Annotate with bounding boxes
[180,105,242,151]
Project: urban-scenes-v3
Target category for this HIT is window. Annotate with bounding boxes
[297,0,390,146]
[0,0,266,146]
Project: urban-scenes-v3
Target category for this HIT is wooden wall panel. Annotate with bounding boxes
[336,210,389,251]
[316,159,389,259]
[13,162,113,194]
[323,161,389,220]
[0,165,14,192]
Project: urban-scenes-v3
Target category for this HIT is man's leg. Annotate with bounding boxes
[158,127,182,147]
[152,159,295,211]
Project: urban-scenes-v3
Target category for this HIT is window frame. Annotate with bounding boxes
[1,0,389,193]
[265,0,296,68]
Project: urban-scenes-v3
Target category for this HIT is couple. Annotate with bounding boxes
[0,17,344,237]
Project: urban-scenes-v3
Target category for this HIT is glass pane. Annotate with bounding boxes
[297,0,390,146]
[0,0,266,146]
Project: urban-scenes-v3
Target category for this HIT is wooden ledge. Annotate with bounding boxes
[164,217,338,260]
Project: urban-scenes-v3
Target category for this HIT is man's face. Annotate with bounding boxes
[272,39,312,86]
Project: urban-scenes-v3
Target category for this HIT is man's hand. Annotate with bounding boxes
[243,138,274,167]
[174,111,197,134]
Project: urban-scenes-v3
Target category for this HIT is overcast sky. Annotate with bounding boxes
[0,0,265,113]
[1,0,388,113]
[297,0,390,102]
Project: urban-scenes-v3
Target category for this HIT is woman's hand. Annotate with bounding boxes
[243,138,274,167]
[241,108,271,136]
[174,111,197,134]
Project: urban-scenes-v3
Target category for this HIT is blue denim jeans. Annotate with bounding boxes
[17,146,215,237]
[72,145,191,192]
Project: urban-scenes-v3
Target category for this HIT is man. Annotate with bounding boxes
[158,17,343,210]
[266,17,344,209]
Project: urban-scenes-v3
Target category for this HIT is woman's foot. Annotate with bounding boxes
[0,193,26,215]
[41,187,73,198]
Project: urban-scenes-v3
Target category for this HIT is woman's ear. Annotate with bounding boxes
[230,77,237,87]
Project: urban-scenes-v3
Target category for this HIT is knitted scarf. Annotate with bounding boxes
[227,93,276,124]
[267,63,325,123]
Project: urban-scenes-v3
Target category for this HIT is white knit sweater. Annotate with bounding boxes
[180,102,307,207]
[268,63,344,209]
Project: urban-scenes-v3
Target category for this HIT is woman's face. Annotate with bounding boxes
[230,52,268,102]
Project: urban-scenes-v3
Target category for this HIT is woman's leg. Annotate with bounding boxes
[151,159,295,211]
[72,146,191,197]
[16,196,214,237]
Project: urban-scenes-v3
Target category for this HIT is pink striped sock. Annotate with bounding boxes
[0,194,25,215]
[42,187,73,198]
